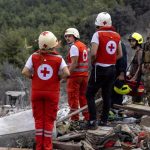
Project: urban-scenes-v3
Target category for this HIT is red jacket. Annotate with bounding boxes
[95,26,121,65]
[32,51,62,91]
[67,40,88,77]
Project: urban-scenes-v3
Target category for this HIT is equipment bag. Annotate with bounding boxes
[126,80,145,96]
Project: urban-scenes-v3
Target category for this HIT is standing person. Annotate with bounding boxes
[142,34,150,105]
[128,32,144,103]
[111,42,128,106]
[22,31,70,150]
[64,28,89,121]
[144,34,150,52]
[86,12,122,129]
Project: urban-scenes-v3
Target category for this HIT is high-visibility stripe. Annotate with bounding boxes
[44,130,52,137]
[35,129,43,136]
[73,68,88,72]
[36,132,43,136]
[44,130,52,134]
[68,62,88,66]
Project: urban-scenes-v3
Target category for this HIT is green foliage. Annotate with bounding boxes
[0,0,149,104]
[111,5,136,36]
[0,0,149,66]
[124,0,150,16]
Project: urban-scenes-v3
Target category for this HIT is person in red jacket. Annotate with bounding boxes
[22,31,70,150]
[64,28,89,121]
[86,12,122,129]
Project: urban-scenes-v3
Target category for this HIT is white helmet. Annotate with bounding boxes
[38,31,58,50]
[95,12,112,27]
[64,28,80,38]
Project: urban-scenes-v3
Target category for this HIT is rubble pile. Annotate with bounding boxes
[55,103,150,150]
[55,118,150,150]
[0,98,150,149]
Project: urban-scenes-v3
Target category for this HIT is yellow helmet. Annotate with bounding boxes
[114,84,132,95]
[128,32,143,44]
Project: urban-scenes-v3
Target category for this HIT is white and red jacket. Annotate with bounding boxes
[67,40,88,77]
[31,51,62,91]
[95,26,121,65]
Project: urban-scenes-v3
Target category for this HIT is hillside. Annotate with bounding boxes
[0,0,149,104]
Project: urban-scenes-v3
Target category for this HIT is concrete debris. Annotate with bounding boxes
[0,102,150,149]
[140,115,150,127]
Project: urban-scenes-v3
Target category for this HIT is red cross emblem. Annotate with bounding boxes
[41,67,50,77]
[42,31,49,36]
[103,21,107,25]
[43,44,47,48]
[83,50,88,61]
[106,41,116,55]
[83,52,87,60]
[108,44,115,51]
[38,64,53,80]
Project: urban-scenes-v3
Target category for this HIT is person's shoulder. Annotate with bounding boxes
[71,44,78,48]
[76,40,87,46]
[115,32,121,38]
[92,31,99,35]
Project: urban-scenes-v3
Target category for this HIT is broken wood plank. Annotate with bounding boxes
[114,104,150,116]
[56,98,102,125]
[53,141,82,150]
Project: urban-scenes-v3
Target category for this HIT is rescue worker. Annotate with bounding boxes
[111,42,127,106]
[128,32,144,103]
[86,12,122,129]
[22,31,70,150]
[143,34,150,105]
[144,34,150,52]
[64,28,89,121]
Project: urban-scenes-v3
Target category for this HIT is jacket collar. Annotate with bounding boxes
[36,50,59,55]
[98,26,116,32]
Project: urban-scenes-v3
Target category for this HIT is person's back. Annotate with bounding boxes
[31,51,62,91]
[22,31,70,150]
[95,26,121,65]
